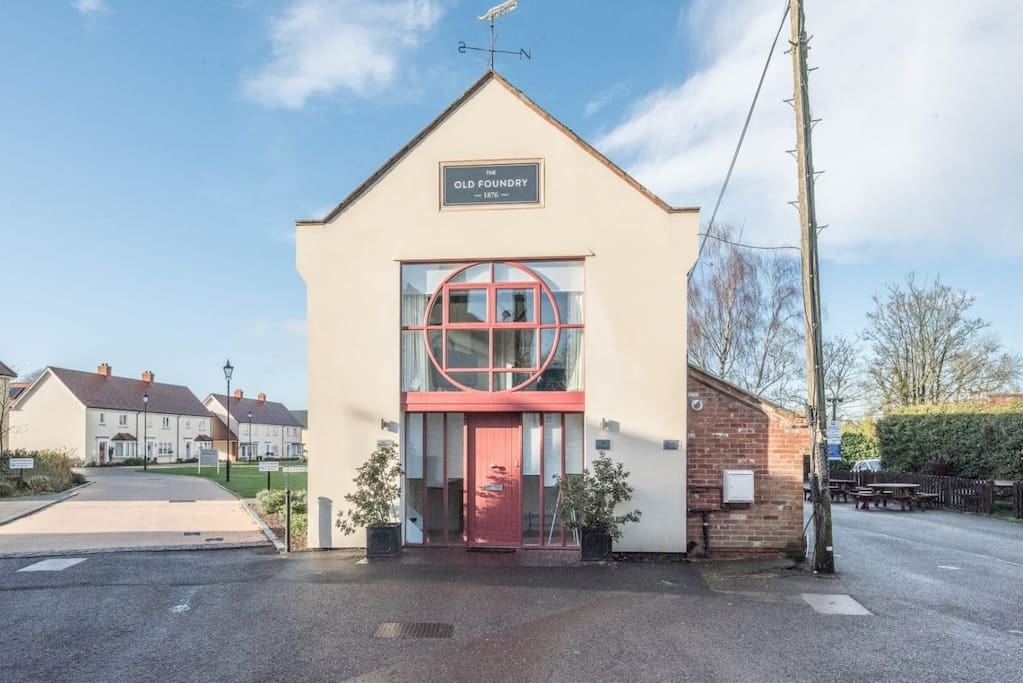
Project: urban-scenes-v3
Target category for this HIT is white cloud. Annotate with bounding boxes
[596,0,1023,260]
[72,0,107,14]
[243,0,443,109]
[584,81,630,117]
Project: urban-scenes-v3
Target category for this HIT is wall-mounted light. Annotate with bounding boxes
[380,418,388,430]
[691,399,704,412]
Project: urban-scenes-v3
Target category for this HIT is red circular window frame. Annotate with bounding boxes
[420,262,565,393]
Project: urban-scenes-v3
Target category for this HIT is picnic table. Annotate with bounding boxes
[854,482,927,511]
[828,478,856,503]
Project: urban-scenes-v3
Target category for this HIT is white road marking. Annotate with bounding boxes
[170,588,199,614]
[17,558,87,572]
[1009,630,1023,636]
[937,565,961,570]
[801,593,872,616]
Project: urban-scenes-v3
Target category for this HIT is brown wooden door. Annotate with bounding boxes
[469,413,520,547]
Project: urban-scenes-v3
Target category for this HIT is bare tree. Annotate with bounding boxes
[688,225,804,407]
[822,334,864,417]
[863,274,1022,407]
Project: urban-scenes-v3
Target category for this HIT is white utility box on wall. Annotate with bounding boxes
[722,469,755,503]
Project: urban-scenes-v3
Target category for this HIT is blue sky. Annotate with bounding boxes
[3,0,1021,408]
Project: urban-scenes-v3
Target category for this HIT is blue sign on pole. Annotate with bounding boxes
[827,442,842,461]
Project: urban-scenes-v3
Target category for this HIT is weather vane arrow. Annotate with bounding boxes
[458,0,531,70]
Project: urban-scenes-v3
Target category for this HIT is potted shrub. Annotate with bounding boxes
[335,443,403,557]
[557,453,641,560]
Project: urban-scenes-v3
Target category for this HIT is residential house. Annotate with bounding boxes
[0,360,15,453]
[10,363,213,464]
[290,410,308,459]
[204,390,303,461]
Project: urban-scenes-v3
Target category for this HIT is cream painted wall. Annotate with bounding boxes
[85,409,211,464]
[297,77,699,552]
[10,372,87,460]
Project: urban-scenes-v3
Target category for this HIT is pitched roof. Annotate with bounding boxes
[290,410,308,428]
[687,363,806,424]
[46,367,209,417]
[207,394,303,427]
[0,360,15,378]
[296,70,698,226]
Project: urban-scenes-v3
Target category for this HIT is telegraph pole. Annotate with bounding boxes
[790,0,834,573]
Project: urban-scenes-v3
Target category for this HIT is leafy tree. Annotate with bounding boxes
[863,274,1022,408]
[688,225,804,407]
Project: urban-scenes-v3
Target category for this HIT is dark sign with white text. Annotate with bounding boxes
[442,162,540,206]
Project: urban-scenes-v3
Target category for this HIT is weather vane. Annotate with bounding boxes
[458,0,531,70]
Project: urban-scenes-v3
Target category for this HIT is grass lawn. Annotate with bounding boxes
[142,463,307,498]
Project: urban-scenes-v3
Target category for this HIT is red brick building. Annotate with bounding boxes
[686,365,807,559]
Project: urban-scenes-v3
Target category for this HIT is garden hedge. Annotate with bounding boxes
[876,401,1023,479]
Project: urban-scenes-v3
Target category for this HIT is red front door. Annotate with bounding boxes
[469,413,520,547]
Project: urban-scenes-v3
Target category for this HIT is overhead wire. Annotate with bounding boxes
[689,0,792,275]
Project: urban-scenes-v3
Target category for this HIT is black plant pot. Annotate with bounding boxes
[580,528,613,561]
[365,523,402,558]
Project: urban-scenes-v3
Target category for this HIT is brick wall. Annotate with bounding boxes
[686,367,807,559]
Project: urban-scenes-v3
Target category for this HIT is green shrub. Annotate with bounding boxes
[877,401,1023,479]
[122,457,145,466]
[290,490,307,515]
[290,512,308,537]
[0,480,16,497]
[26,475,55,493]
[70,472,87,486]
[257,489,287,516]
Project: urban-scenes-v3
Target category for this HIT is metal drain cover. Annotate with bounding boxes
[373,622,454,639]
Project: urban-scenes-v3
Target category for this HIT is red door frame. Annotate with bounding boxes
[467,413,521,547]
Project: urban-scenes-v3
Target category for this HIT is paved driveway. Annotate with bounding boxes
[0,467,268,556]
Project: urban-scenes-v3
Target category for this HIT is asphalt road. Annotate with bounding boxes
[0,503,1020,682]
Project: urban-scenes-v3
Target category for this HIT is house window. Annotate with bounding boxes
[162,417,170,429]
[99,413,105,425]
[158,442,173,455]
[185,419,191,429]
[119,414,128,426]
[400,261,584,393]
[273,426,278,435]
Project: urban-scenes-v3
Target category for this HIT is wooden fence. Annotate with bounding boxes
[829,469,1020,518]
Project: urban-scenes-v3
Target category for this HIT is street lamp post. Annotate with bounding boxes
[224,359,233,483]
[247,410,253,463]
[142,393,149,471]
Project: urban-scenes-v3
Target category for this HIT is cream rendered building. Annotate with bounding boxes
[0,360,15,453]
[204,391,304,461]
[298,72,699,553]
[10,364,212,464]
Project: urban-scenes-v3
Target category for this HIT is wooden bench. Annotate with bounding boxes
[853,490,878,510]
[853,489,915,511]
[828,485,849,503]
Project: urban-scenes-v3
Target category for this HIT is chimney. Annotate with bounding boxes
[233,389,244,399]
[98,363,112,377]
[257,392,266,404]
[141,370,154,383]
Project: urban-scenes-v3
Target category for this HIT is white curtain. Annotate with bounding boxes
[401,292,430,391]
[564,292,584,391]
